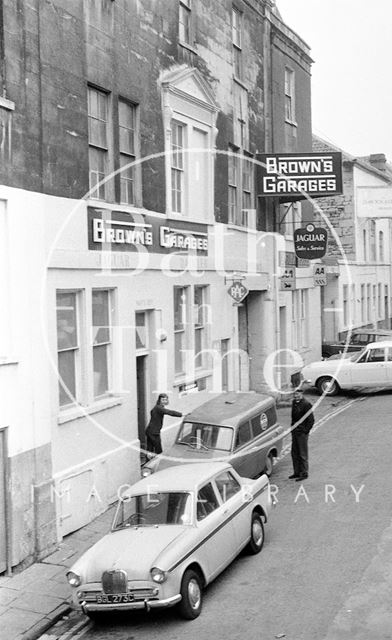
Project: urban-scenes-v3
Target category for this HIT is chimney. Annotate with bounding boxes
[369,153,387,172]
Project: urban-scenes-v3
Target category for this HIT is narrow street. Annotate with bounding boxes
[63,390,392,640]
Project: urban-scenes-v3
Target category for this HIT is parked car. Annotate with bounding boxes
[142,392,284,479]
[301,340,392,396]
[66,462,272,620]
[322,329,392,359]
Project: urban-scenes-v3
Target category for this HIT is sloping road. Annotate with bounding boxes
[63,391,392,640]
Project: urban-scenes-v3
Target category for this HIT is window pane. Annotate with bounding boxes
[174,288,186,330]
[58,349,76,406]
[119,101,136,155]
[136,312,147,349]
[92,290,110,344]
[175,331,184,374]
[93,344,108,396]
[57,292,77,350]
[120,154,135,204]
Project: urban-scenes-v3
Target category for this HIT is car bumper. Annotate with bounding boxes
[81,594,181,614]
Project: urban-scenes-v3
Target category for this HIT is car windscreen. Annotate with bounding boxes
[176,422,234,452]
[113,492,193,529]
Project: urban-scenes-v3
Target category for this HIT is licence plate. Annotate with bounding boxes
[96,593,134,604]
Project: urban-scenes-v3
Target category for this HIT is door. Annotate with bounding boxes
[238,304,250,391]
[196,482,237,581]
[213,470,250,548]
[349,347,388,387]
[0,430,7,573]
[136,356,147,456]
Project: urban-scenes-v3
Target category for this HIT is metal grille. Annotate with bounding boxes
[101,570,128,594]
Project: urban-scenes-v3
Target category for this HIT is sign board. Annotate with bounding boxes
[280,267,296,290]
[88,207,208,254]
[257,152,343,199]
[356,187,392,218]
[279,251,310,268]
[313,264,327,286]
[294,224,328,259]
[227,281,248,303]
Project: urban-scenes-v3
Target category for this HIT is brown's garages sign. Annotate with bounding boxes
[257,152,342,199]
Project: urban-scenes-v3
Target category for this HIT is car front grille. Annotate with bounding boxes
[130,588,158,600]
[102,570,128,594]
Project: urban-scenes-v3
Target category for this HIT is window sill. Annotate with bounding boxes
[178,40,198,55]
[168,212,214,226]
[285,118,298,128]
[58,396,123,424]
[227,223,257,234]
[0,96,15,111]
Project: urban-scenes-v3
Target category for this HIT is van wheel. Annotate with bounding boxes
[316,376,339,396]
[178,569,203,619]
[264,453,274,477]
[246,512,265,554]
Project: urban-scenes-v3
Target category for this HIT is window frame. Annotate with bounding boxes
[179,0,192,45]
[232,6,242,79]
[118,99,138,206]
[92,289,113,399]
[88,86,110,201]
[56,290,82,409]
[284,67,296,123]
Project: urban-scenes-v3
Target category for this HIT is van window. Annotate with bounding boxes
[235,421,252,448]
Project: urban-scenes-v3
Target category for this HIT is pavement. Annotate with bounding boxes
[0,401,294,640]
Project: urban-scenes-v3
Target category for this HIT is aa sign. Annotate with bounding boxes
[313,264,326,286]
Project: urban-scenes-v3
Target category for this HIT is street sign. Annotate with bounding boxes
[227,280,248,303]
[294,223,328,259]
[280,267,296,290]
[313,264,327,286]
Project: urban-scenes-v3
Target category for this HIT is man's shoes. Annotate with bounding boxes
[289,474,299,479]
[295,474,308,481]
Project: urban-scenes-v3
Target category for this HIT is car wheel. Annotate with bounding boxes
[264,453,274,477]
[178,569,203,619]
[246,512,265,555]
[316,376,339,396]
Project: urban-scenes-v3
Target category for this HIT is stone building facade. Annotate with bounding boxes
[0,0,320,571]
[312,135,392,342]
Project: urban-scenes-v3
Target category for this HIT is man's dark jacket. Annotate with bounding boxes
[146,404,182,435]
[291,398,314,434]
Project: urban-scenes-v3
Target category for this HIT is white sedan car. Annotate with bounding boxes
[66,462,272,620]
[302,340,392,396]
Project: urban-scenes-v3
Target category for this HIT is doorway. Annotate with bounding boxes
[136,355,147,460]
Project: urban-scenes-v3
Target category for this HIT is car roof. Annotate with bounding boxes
[125,462,233,496]
[366,340,392,348]
[183,391,275,427]
[351,329,392,336]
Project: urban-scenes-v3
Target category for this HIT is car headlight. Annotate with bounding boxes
[150,567,167,583]
[66,571,82,587]
[142,467,153,478]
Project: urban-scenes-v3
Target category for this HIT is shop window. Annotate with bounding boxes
[194,285,207,368]
[92,290,113,398]
[57,291,80,407]
[174,286,188,375]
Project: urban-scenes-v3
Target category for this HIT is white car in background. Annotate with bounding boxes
[301,340,392,396]
[67,462,272,621]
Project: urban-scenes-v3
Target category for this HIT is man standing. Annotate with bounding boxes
[289,388,314,481]
[145,393,182,456]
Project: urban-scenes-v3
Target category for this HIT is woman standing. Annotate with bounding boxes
[145,393,182,456]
